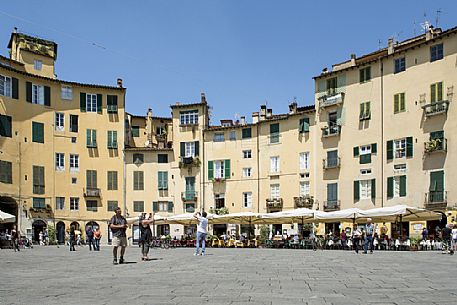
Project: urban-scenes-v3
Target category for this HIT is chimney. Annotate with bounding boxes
[252,112,259,124]
[350,54,356,65]
[266,108,272,118]
[240,116,246,125]
[201,92,207,104]
[117,78,123,88]
[387,38,394,55]
[147,108,153,119]
[289,102,297,114]
[13,27,17,34]
[260,105,266,121]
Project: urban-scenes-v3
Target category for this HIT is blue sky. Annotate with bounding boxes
[1,1,456,123]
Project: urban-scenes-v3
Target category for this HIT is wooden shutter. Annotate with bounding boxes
[153,202,158,212]
[167,202,173,212]
[430,171,444,192]
[139,171,144,190]
[406,137,413,157]
[371,179,376,199]
[387,140,393,160]
[359,103,364,119]
[44,86,51,106]
[180,142,185,157]
[194,141,199,156]
[394,94,399,113]
[32,122,44,143]
[163,172,168,190]
[224,159,231,179]
[366,102,371,118]
[26,81,32,103]
[399,175,406,197]
[12,77,18,99]
[80,92,86,112]
[437,82,443,101]
[96,94,102,114]
[387,177,393,198]
[208,161,214,180]
[0,115,12,137]
[353,181,360,201]
[86,129,90,147]
[270,123,279,134]
[400,93,405,111]
[371,143,377,154]
[353,146,359,157]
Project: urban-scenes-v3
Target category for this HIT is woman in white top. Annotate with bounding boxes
[451,224,457,251]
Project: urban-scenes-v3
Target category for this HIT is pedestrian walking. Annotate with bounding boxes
[451,224,457,252]
[11,225,20,252]
[422,227,428,241]
[352,225,362,254]
[139,213,154,261]
[86,226,94,251]
[109,207,128,264]
[442,224,453,254]
[94,228,101,251]
[364,218,375,254]
[193,211,208,256]
[69,227,76,251]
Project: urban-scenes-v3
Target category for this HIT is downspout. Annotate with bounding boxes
[202,106,206,212]
[380,60,384,208]
[256,123,260,213]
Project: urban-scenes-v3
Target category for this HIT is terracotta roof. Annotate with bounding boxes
[127,113,171,121]
[313,25,457,79]
[8,32,58,59]
[0,54,24,66]
[125,147,173,152]
[206,123,256,131]
[171,102,207,109]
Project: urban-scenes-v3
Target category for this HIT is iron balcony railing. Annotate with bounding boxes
[266,198,283,209]
[318,92,345,108]
[424,138,447,154]
[323,200,340,211]
[422,100,449,117]
[84,187,101,197]
[294,196,313,208]
[322,124,341,137]
[181,191,198,202]
[425,191,447,204]
[323,157,341,169]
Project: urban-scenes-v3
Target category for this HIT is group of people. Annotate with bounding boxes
[68,225,102,251]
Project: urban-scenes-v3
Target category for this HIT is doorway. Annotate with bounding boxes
[0,196,18,232]
[56,221,65,244]
[32,219,47,243]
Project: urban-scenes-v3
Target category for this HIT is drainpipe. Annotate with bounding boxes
[381,60,384,208]
[256,123,260,213]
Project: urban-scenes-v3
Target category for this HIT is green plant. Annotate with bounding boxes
[259,225,270,244]
[47,224,56,245]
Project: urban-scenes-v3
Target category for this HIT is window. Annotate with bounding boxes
[359,180,372,199]
[56,197,65,210]
[387,137,412,160]
[214,160,225,179]
[327,183,338,202]
[155,201,171,212]
[69,115,78,132]
[86,200,98,212]
[0,160,12,184]
[61,86,73,100]
[359,101,371,120]
[34,60,42,71]
[394,138,406,158]
[394,57,406,73]
[70,197,79,211]
[55,153,64,171]
[0,75,11,97]
[270,156,280,173]
[133,153,144,164]
[158,171,168,190]
[326,150,339,167]
[107,131,118,149]
[32,165,45,194]
[299,152,310,171]
[86,170,97,188]
[55,113,64,131]
[184,203,195,213]
[326,77,337,95]
[107,95,118,113]
[430,82,443,103]
[184,142,196,157]
[32,84,44,105]
[131,126,140,137]
[359,145,372,164]
[180,110,198,125]
[387,176,406,198]
[430,43,443,62]
[158,154,168,163]
[33,197,45,209]
[133,171,144,190]
[107,201,118,212]
[242,128,252,139]
[32,121,44,143]
[107,171,118,190]
[269,123,280,144]
[0,114,12,137]
[69,154,79,172]
[133,201,144,212]
[71,177,77,184]
[208,160,230,180]
[156,126,166,135]
[360,169,372,175]
[243,150,252,159]
[213,133,225,142]
[86,129,97,148]
[229,131,236,141]
[71,137,76,143]
[359,66,371,83]
[393,176,404,197]
[394,93,406,113]
[299,181,310,197]
[299,117,310,133]
[270,184,280,199]
[86,94,97,112]
[393,164,407,174]
[243,192,252,208]
[242,168,252,177]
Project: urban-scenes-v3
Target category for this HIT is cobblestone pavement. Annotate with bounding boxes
[0,246,456,305]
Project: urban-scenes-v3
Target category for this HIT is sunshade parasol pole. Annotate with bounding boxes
[400,215,403,240]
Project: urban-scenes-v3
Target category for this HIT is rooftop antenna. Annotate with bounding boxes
[378,39,382,50]
[435,8,442,28]
[413,21,416,36]
[421,11,431,33]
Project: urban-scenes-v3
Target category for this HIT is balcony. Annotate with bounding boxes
[181,191,198,202]
[266,198,283,209]
[318,92,345,108]
[422,100,449,117]
[323,200,340,212]
[107,104,118,113]
[425,191,447,210]
[86,141,97,148]
[322,124,341,137]
[424,138,447,154]
[294,195,314,209]
[323,157,340,169]
[84,187,101,197]
[179,156,201,169]
[184,203,196,213]
[212,177,226,183]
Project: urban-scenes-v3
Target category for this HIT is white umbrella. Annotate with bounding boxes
[126,214,165,225]
[164,213,215,225]
[0,210,16,223]
[260,208,315,224]
[313,208,364,224]
[357,205,442,222]
[211,212,263,225]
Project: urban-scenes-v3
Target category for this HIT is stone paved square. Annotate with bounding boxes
[1,246,456,305]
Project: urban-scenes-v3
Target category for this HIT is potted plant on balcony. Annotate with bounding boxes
[425,138,442,153]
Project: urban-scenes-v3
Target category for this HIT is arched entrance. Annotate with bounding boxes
[85,221,99,231]
[0,196,18,231]
[32,219,47,243]
[70,221,80,231]
[56,221,65,244]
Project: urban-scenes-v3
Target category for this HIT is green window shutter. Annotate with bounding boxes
[80,92,86,112]
[163,172,168,190]
[12,77,18,99]
[387,140,393,160]
[208,161,214,180]
[139,171,144,190]
[44,86,51,106]
[32,122,44,143]
[366,102,371,118]
[86,129,90,146]
[387,177,394,198]
[371,179,376,199]
[359,103,364,119]
[394,94,399,113]
[353,181,360,201]
[299,118,305,132]
[96,94,102,114]
[437,82,443,101]
[26,81,32,103]
[0,115,12,137]
[304,118,309,132]
[366,67,371,80]
[430,171,444,191]
[113,131,117,148]
[194,141,199,156]
[180,142,185,157]
[224,159,231,179]
[406,137,413,157]
[430,83,436,103]
[167,202,173,213]
[399,175,407,197]
[270,123,279,134]
[359,69,364,82]
[400,93,405,111]
[371,143,377,154]
[93,130,97,147]
[353,146,359,157]
[153,202,158,212]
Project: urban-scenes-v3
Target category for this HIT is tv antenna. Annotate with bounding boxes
[435,8,442,28]
[420,11,431,33]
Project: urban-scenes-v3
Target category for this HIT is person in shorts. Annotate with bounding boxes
[109,207,128,264]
